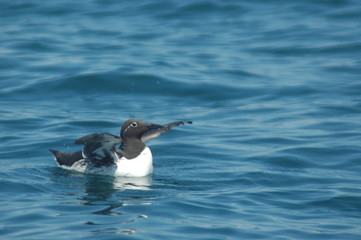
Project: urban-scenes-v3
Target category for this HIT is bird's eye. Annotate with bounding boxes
[131,122,138,128]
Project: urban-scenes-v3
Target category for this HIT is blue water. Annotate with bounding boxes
[1,0,361,239]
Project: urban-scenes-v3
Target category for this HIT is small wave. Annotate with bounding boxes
[1,71,260,106]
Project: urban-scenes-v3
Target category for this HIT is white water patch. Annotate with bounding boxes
[113,176,152,190]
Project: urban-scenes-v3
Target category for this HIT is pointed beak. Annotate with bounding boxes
[146,123,163,130]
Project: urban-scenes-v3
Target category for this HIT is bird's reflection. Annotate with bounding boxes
[51,167,154,235]
[83,174,151,197]
[82,174,153,216]
[84,175,152,198]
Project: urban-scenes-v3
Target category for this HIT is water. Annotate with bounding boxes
[1,0,361,239]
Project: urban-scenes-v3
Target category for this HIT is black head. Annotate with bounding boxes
[120,119,162,140]
[118,119,192,159]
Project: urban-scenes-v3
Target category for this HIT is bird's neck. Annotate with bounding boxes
[120,138,146,159]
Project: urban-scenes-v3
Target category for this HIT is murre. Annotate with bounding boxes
[50,119,192,177]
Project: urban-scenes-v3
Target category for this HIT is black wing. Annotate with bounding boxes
[74,133,121,145]
[74,133,121,159]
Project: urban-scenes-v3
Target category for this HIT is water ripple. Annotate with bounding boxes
[1,0,361,239]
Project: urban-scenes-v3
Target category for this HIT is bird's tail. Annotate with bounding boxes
[49,149,83,167]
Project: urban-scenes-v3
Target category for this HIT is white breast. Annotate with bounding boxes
[114,147,153,177]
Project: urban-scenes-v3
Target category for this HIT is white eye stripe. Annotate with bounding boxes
[123,121,138,134]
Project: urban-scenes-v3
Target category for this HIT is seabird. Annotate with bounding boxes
[50,119,192,177]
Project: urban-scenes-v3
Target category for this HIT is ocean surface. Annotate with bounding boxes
[1,0,361,239]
